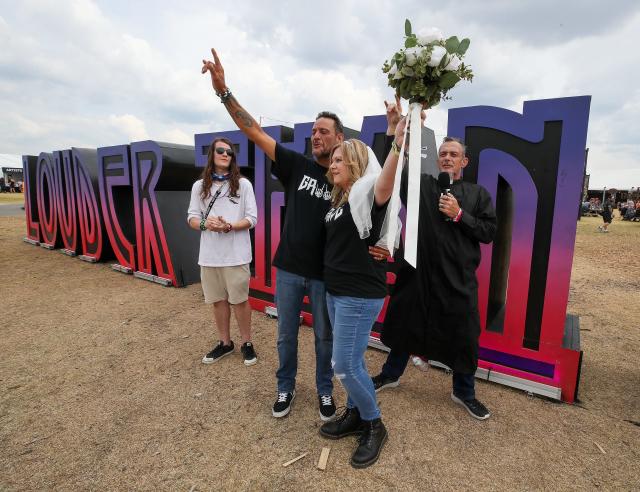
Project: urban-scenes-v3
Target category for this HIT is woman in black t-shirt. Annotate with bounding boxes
[318,129,405,469]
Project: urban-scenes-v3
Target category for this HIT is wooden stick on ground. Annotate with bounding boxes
[594,441,606,454]
[317,447,331,471]
[282,452,308,467]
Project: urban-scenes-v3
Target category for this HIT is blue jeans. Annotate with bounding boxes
[275,269,333,395]
[327,293,385,421]
[381,348,476,400]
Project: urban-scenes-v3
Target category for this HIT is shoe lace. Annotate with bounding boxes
[320,395,333,406]
[208,341,224,355]
[277,392,289,403]
[358,421,375,446]
[332,406,353,423]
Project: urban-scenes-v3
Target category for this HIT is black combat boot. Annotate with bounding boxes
[319,406,363,439]
[350,418,388,468]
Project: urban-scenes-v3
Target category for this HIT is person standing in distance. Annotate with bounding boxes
[188,138,259,366]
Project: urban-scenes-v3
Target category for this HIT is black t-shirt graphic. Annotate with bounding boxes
[272,143,332,279]
[323,201,389,299]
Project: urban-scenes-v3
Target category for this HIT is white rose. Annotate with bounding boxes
[404,47,421,67]
[393,70,404,80]
[389,64,398,75]
[416,27,443,45]
[427,45,447,67]
[444,55,461,71]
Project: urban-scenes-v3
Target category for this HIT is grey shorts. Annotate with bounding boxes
[200,264,250,304]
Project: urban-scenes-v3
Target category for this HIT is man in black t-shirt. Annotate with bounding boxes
[202,48,343,420]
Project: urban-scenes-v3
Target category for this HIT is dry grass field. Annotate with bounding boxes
[0,214,638,490]
[0,193,24,204]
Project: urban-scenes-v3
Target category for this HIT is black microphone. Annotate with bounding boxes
[437,171,452,195]
[437,171,453,220]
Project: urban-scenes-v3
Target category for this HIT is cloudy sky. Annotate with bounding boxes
[1,0,638,188]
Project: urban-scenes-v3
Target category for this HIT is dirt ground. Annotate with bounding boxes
[0,213,638,491]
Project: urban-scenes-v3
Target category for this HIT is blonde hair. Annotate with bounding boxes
[326,139,370,208]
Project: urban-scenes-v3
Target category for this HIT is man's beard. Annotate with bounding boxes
[313,148,331,160]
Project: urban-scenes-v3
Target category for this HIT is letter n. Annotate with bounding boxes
[448,96,591,402]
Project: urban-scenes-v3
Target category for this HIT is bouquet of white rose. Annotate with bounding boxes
[382,19,473,108]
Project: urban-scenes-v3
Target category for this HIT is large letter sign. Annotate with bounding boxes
[53,150,79,255]
[98,145,135,269]
[73,148,110,262]
[23,96,590,402]
[448,96,590,402]
[23,155,40,245]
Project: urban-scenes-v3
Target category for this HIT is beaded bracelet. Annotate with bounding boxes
[216,88,232,103]
[391,140,401,156]
[199,219,206,231]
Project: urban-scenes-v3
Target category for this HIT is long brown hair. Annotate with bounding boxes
[326,139,369,208]
[200,137,242,200]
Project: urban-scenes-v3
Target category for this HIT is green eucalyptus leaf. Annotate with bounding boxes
[438,71,460,89]
[405,36,417,48]
[405,19,412,36]
[457,38,470,55]
[424,84,438,99]
[400,79,409,96]
[445,36,460,54]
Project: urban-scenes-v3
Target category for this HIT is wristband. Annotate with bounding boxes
[216,88,232,103]
[391,140,401,156]
[199,219,206,231]
[453,208,463,223]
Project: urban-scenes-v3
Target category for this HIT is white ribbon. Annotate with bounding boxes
[386,102,422,267]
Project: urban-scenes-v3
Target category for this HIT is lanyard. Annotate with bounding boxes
[201,182,229,219]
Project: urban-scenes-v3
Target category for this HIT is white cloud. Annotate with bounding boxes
[0,0,638,188]
[159,127,192,145]
[107,114,149,142]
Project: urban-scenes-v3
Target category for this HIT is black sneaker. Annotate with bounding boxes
[451,393,491,420]
[371,373,399,393]
[318,395,336,421]
[240,342,258,366]
[272,390,295,418]
[202,341,234,364]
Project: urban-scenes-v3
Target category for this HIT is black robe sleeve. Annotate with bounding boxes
[458,186,497,244]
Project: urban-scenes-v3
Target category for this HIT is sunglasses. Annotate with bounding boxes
[215,147,234,156]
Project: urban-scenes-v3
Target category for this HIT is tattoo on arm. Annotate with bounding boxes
[235,110,254,128]
[224,95,255,129]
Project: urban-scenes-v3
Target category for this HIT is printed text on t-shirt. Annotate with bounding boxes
[325,206,344,222]
[298,175,331,200]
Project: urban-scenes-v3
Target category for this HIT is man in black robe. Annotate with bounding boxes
[372,136,497,420]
